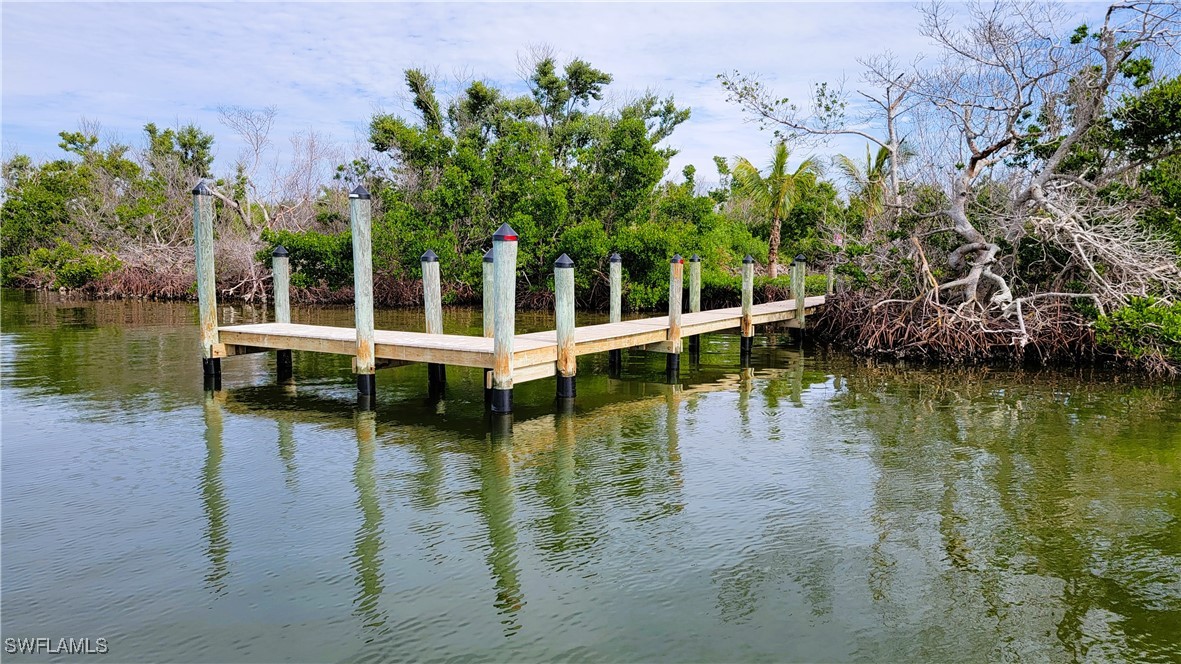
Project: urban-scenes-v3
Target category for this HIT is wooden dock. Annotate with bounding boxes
[190,182,829,413]
[214,297,825,384]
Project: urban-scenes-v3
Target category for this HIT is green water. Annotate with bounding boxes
[1,289,1178,662]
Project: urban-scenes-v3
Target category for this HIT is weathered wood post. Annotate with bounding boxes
[421,250,446,392]
[490,223,518,414]
[482,249,495,338]
[741,254,754,363]
[350,185,376,404]
[555,254,576,399]
[792,253,807,328]
[608,252,622,374]
[826,264,835,297]
[688,253,701,358]
[482,248,494,403]
[192,181,220,380]
[666,254,684,379]
[272,245,293,380]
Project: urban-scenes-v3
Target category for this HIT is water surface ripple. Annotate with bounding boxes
[1,290,1178,662]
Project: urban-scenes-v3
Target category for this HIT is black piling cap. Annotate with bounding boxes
[349,185,371,199]
[272,245,289,258]
[483,248,494,263]
[421,249,439,263]
[492,223,518,242]
[670,254,683,264]
[192,180,212,196]
[555,253,574,268]
[794,253,807,264]
[609,252,622,263]
[743,254,755,264]
[689,254,700,263]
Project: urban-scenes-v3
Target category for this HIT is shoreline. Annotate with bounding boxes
[6,285,1173,380]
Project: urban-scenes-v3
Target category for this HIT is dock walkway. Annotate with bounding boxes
[216,296,825,385]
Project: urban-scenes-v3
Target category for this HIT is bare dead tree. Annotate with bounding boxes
[269,129,343,231]
[719,51,919,211]
[915,0,1181,314]
[218,105,277,228]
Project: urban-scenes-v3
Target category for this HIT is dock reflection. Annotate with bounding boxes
[200,366,785,634]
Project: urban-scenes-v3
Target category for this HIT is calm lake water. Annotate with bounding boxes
[1,288,1179,662]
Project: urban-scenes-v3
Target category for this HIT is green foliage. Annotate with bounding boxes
[1096,298,1181,364]
[2,240,121,288]
[1139,153,1181,250]
[1115,75,1181,160]
[259,228,353,289]
[1,157,87,256]
[145,122,215,176]
[1118,57,1155,89]
[363,57,700,305]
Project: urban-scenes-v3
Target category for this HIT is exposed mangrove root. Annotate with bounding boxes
[813,291,1104,369]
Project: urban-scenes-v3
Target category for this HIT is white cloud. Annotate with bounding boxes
[1,1,1108,188]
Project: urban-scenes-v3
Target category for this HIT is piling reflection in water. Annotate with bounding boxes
[277,419,298,490]
[479,421,524,634]
[351,409,387,631]
[200,389,230,594]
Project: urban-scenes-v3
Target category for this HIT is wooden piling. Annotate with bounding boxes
[792,254,806,328]
[688,254,701,356]
[826,264,835,296]
[608,252,622,374]
[490,223,518,414]
[667,255,683,376]
[554,254,576,398]
[349,185,375,403]
[741,254,754,358]
[421,250,446,390]
[482,248,494,403]
[192,181,220,377]
[272,245,292,380]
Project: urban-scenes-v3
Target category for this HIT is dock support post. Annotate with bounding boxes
[555,254,576,399]
[482,248,494,404]
[688,253,701,359]
[792,254,807,329]
[350,185,376,406]
[272,245,293,380]
[666,254,684,379]
[491,223,518,414]
[193,181,221,379]
[826,264,834,297]
[608,252,622,376]
[741,254,754,362]
[421,250,446,393]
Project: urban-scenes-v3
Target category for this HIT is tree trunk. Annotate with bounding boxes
[942,174,1012,308]
[768,214,781,278]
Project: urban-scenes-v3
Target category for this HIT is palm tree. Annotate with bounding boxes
[732,142,821,277]
[835,143,891,220]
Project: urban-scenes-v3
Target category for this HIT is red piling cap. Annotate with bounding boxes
[492,223,518,242]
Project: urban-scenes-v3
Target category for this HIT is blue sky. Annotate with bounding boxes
[1,2,1104,188]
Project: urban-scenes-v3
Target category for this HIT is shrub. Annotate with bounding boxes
[1095,297,1181,366]
[2,240,121,288]
[259,228,353,289]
